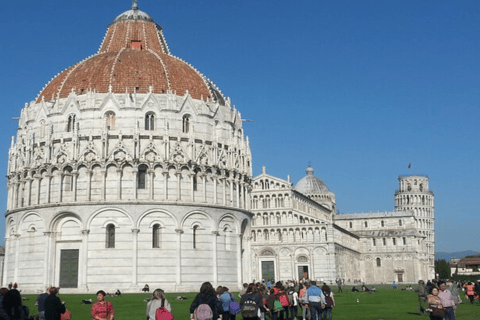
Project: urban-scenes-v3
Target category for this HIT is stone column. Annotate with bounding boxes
[175,229,183,285]
[213,177,217,204]
[236,180,240,208]
[290,254,296,280]
[58,173,63,203]
[42,232,51,287]
[26,178,32,206]
[148,169,155,200]
[176,171,181,201]
[45,174,52,204]
[237,234,243,286]
[116,168,122,200]
[212,231,218,286]
[163,171,169,200]
[81,230,90,289]
[86,170,92,201]
[229,178,234,206]
[131,229,140,287]
[34,175,41,205]
[12,182,18,209]
[190,173,195,202]
[132,168,138,200]
[202,174,207,203]
[2,238,9,286]
[100,169,106,201]
[309,251,315,280]
[72,171,78,202]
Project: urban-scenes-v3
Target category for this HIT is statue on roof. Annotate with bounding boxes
[132,0,138,10]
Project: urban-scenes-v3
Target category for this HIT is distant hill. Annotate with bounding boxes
[436,250,480,261]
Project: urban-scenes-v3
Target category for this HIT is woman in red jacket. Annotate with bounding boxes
[465,282,476,304]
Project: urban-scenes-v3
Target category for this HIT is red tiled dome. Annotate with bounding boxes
[37,8,222,103]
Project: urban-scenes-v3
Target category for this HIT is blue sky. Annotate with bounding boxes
[1,0,479,252]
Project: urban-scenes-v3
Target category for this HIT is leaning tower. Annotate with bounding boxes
[395,175,435,280]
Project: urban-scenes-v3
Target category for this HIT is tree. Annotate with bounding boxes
[435,259,451,279]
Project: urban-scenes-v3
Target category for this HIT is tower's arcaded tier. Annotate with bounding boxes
[395,175,435,280]
[5,4,253,292]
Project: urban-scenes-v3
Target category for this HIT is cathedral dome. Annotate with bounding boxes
[295,166,330,195]
[36,4,224,104]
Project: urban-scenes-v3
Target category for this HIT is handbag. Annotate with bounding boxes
[430,306,445,317]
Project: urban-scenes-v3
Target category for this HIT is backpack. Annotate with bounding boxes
[279,293,290,307]
[229,295,241,315]
[273,299,284,313]
[241,296,258,318]
[194,304,213,320]
[219,293,231,312]
[325,293,333,308]
[287,290,295,306]
[156,299,174,320]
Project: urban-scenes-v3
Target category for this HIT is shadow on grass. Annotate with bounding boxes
[407,312,422,316]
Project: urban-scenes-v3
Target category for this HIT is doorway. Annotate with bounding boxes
[59,249,79,288]
[397,273,403,283]
[261,261,275,281]
[298,266,309,280]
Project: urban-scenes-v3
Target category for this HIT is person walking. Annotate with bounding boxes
[438,282,456,320]
[146,288,172,320]
[44,287,66,320]
[465,282,475,304]
[320,285,334,320]
[239,283,262,320]
[36,287,50,320]
[190,282,222,320]
[91,290,114,320]
[427,288,444,320]
[305,281,325,320]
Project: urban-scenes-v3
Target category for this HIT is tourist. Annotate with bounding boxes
[238,283,248,298]
[44,287,66,320]
[91,290,114,320]
[218,286,237,320]
[321,285,335,320]
[36,287,50,320]
[465,282,475,304]
[298,283,309,320]
[2,289,28,319]
[417,280,429,313]
[265,289,278,320]
[438,282,456,320]
[258,286,268,320]
[239,283,262,320]
[305,281,325,320]
[190,282,222,320]
[286,284,298,320]
[146,288,171,320]
[427,288,444,320]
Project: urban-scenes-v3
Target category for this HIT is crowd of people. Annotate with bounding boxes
[417,279,480,320]
[1,278,478,319]
[182,280,335,320]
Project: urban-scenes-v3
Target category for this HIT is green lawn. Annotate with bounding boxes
[20,286,480,319]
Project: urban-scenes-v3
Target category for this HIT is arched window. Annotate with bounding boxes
[382,238,386,246]
[372,238,376,246]
[349,222,353,228]
[145,112,155,130]
[381,220,385,227]
[182,115,190,133]
[137,165,147,189]
[106,224,115,248]
[399,219,402,226]
[376,258,381,267]
[105,111,116,130]
[193,225,198,249]
[393,238,396,245]
[67,114,76,132]
[152,224,161,248]
[403,237,406,245]
[364,221,368,228]
[63,166,73,191]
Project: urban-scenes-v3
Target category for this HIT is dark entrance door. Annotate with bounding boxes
[298,266,309,279]
[397,273,403,283]
[59,249,79,288]
[261,261,275,281]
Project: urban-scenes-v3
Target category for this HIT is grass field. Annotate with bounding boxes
[20,285,480,319]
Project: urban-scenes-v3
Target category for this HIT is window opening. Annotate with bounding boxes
[106,224,115,248]
[152,224,161,248]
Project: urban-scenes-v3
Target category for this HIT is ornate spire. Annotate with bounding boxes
[132,0,138,10]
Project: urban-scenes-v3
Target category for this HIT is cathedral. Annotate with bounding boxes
[3,4,434,293]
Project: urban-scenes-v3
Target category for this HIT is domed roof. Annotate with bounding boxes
[295,166,330,195]
[36,4,225,104]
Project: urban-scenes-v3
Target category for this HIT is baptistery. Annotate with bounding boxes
[4,3,253,292]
